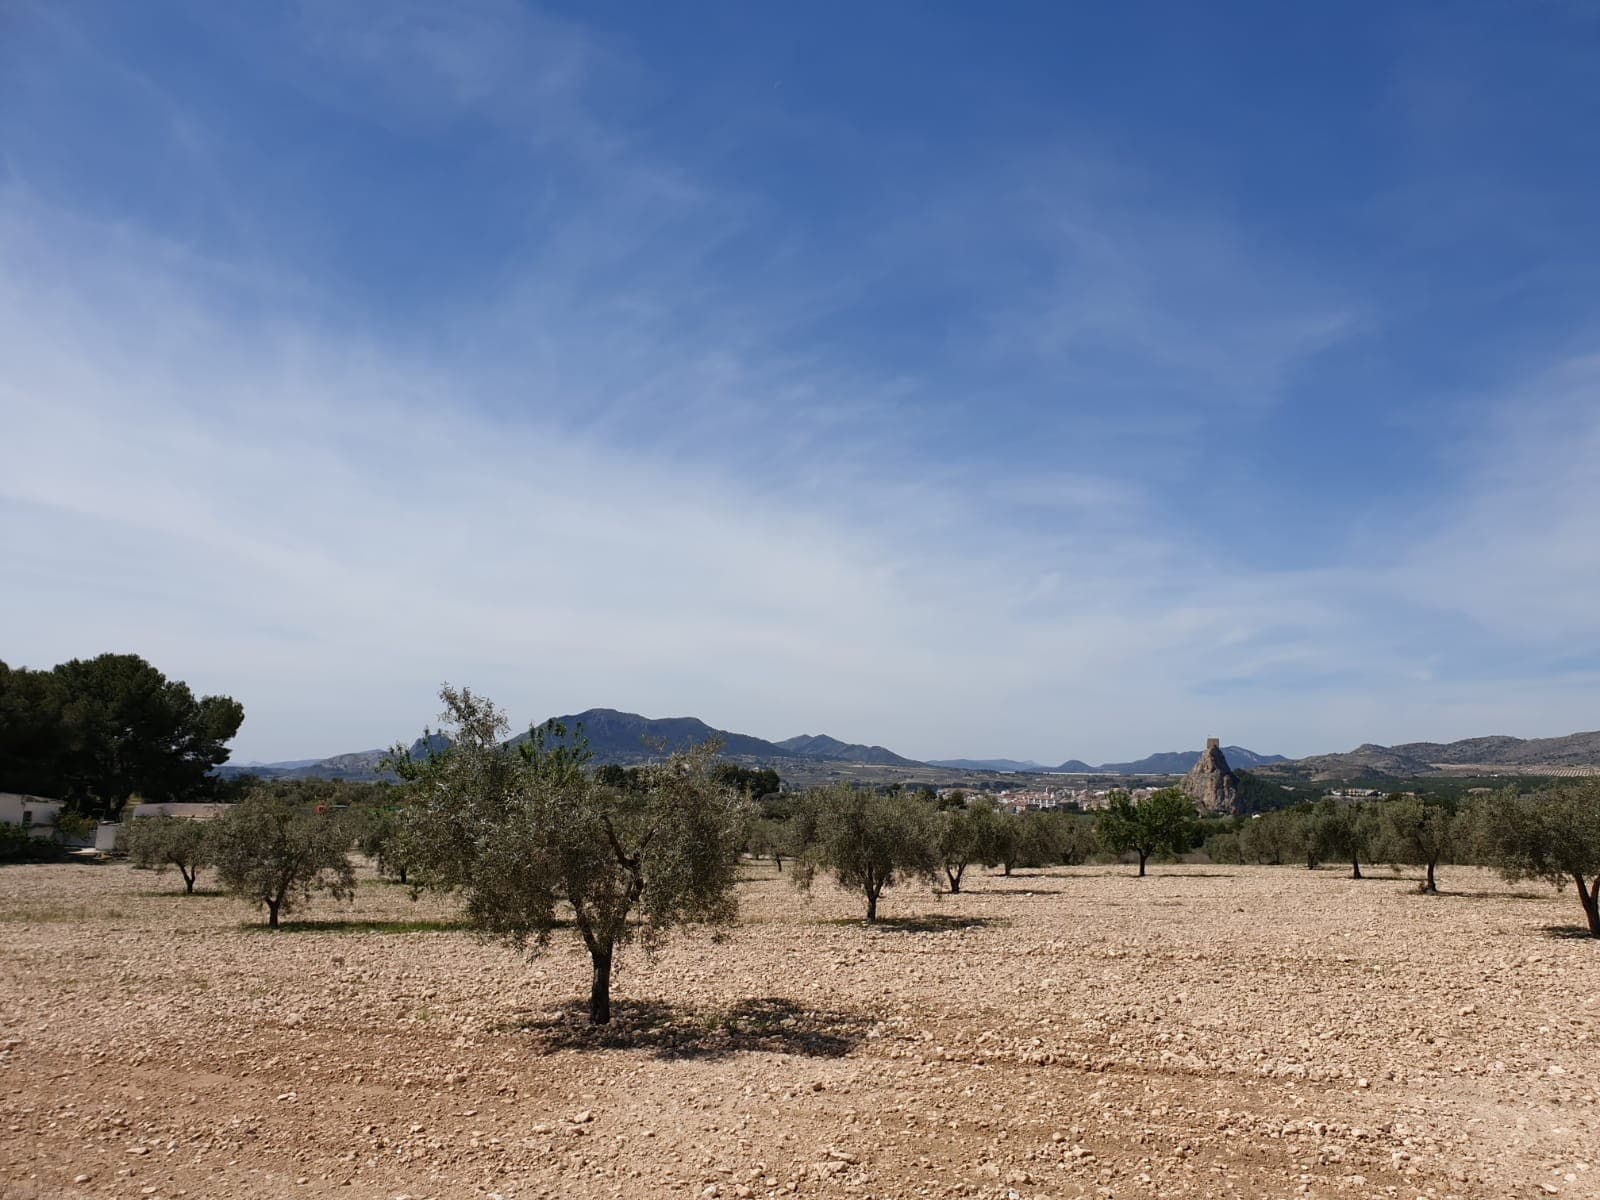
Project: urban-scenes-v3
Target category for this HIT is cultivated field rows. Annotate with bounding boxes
[1,861,1596,1199]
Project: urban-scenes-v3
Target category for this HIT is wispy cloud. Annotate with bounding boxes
[2,3,1598,764]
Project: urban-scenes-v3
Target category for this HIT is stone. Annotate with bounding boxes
[1181,738,1241,815]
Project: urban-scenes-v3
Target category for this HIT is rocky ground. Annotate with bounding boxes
[1,859,1596,1200]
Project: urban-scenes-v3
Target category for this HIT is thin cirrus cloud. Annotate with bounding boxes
[2,1,1598,763]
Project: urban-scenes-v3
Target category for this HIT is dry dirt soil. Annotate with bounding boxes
[2,860,1597,1200]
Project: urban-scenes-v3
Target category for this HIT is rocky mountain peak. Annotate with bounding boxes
[1182,737,1241,815]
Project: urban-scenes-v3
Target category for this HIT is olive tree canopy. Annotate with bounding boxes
[796,784,938,922]
[1475,783,1600,937]
[123,814,212,894]
[1096,787,1197,877]
[935,798,1002,893]
[1313,798,1378,879]
[211,792,355,927]
[1379,796,1455,894]
[399,686,748,1024]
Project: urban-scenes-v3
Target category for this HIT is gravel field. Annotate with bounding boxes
[1,859,1596,1200]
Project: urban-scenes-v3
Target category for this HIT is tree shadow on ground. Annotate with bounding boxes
[513,996,873,1060]
[1540,924,1599,941]
[873,913,1007,932]
[955,885,1063,896]
[820,914,1005,933]
[1068,869,1236,879]
[239,917,473,934]
[1433,889,1546,901]
[135,887,226,898]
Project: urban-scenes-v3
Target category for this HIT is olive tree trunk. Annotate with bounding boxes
[1576,874,1600,938]
[589,944,614,1024]
[1136,849,1148,877]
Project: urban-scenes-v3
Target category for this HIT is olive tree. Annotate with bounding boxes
[1243,807,1324,869]
[400,686,747,1024]
[1475,783,1600,937]
[1096,787,1198,877]
[1316,799,1377,880]
[1050,812,1100,866]
[797,785,938,921]
[355,806,412,883]
[1007,810,1064,873]
[746,815,794,872]
[123,814,212,894]
[211,792,355,927]
[1379,795,1454,894]
[974,807,1017,876]
[1283,807,1324,869]
[1203,829,1242,864]
[936,798,1002,893]
[1238,813,1287,864]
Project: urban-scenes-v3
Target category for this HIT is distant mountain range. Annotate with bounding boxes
[1085,746,1289,774]
[925,749,1289,774]
[1268,730,1600,779]
[774,734,918,766]
[221,709,917,781]
[508,710,788,763]
[220,710,1600,786]
[926,758,1049,772]
[220,733,450,782]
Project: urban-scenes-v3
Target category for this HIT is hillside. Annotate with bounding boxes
[216,733,449,782]
[534,712,917,766]
[519,709,787,763]
[216,723,1600,788]
[1269,729,1600,781]
[926,758,1049,772]
[223,721,1299,784]
[225,711,923,780]
[776,734,918,766]
[1388,730,1600,767]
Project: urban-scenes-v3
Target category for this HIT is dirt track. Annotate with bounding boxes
[1,859,1596,1200]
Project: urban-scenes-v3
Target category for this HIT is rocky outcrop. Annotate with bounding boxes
[1182,738,1240,815]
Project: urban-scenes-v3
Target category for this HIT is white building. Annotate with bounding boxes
[0,793,65,839]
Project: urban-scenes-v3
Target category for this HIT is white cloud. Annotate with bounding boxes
[3,5,1598,766]
[0,191,1269,760]
[2,194,1595,764]
[1393,352,1600,644]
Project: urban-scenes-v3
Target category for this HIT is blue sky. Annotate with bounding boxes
[3,1,1598,764]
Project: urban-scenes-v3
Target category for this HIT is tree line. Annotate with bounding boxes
[0,654,243,818]
[114,686,1600,1033]
[1200,789,1600,932]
